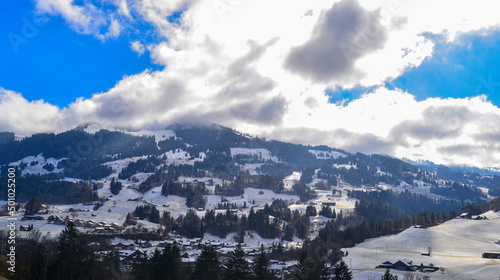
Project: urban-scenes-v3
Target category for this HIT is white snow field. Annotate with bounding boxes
[230,148,279,162]
[308,149,346,160]
[343,212,500,280]
[9,154,65,175]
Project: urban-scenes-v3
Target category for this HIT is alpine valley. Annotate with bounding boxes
[1,123,499,280]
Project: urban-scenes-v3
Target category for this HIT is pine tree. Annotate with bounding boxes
[48,222,98,280]
[192,245,221,280]
[163,243,182,280]
[252,245,277,280]
[332,260,352,280]
[292,251,329,280]
[381,268,398,280]
[224,244,251,280]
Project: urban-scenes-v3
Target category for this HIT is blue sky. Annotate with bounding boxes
[2,0,500,168]
[0,1,161,107]
[388,32,500,105]
[328,32,500,107]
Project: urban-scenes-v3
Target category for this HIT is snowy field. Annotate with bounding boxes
[124,129,176,144]
[343,212,500,280]
[308,149,346,160]
[230,148,279,162]
[283,172,301,190]
[8,154,65,175]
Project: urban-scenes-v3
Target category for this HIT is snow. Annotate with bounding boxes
[308,149,346,160]
[125,129,176,144]
[103,155,148,175]
[162,149,204,166]
[283,172,301,190]
[343,213,500,280]
[352,271,384,280]
[239,163,263,175]
[230,148,278,162]
[333,163,357,169]
[83,125,176,145]
[9,154,65,175]
[243,188,300,206]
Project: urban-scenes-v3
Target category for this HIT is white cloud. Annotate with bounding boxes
[35,0,105,35]
[117,0,132,18]
[0,88,67,135]
[5,0,500,168]
[130,40,145,55]
[35,0,129,40]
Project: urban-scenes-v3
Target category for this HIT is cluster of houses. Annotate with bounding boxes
[48,215,123,233]
[458,212,488,220]
[87,236,298,277]
[377,259,440,273]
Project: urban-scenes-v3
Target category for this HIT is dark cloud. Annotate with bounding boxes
[217,40,277,99]
[304,97,319,109]
[263,126,395,155]
[330,128,396,154]
[230,95,288,125]
[95,75,186,122]
[284,0,388,83]
[390,16,408,30]
[389,106,473,146]
[437,144,482,157]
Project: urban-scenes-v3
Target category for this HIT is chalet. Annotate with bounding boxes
[19,225,33,231]
[482,252,500,259]
[458,212,471,219]
[124,243,135,250]
[85,221,96,228]
[378,260,416,271]
[94,227,105,233]
[112,243,124,249]
[121,250,146,267]
[96,221,107,227]
[269,261,297,278]
[321,201,336,207]
[472,215,487,220]
[87,242,101,251]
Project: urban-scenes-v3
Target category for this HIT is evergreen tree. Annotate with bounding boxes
[163,243,182,280]
[181,209,203,238]
[292,251,329,280]
[224,244,251,280]
[48,222,99,280]
[381,268,398,280]
[24,197,43,215]
[252,245,277,280]
[332,260,352,280]
[192,245,221,280]
[110,178,123,195]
